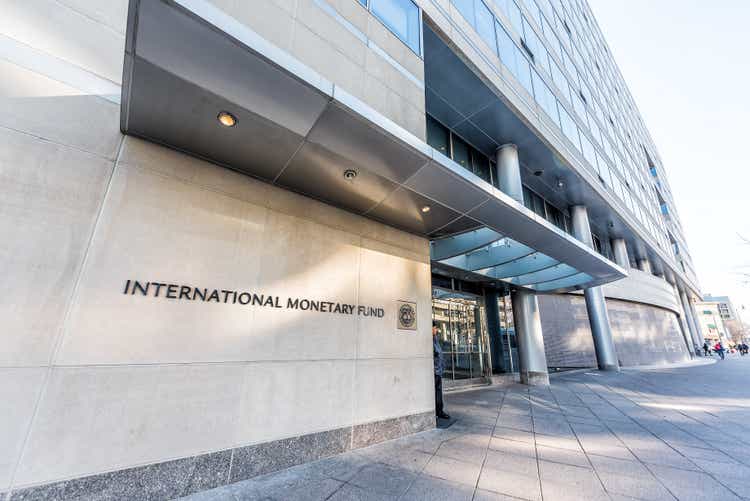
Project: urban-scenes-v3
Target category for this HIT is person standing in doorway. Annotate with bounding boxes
[714,341,725,360]
[433,322,450,420]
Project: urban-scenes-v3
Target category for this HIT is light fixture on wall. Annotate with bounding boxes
[421,205,431,213]
[556,178,565,188]
[217,111,237,127]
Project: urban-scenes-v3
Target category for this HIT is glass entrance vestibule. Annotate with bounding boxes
[431,280,520,383]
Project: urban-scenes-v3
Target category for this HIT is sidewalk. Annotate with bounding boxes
[182,358,750,500]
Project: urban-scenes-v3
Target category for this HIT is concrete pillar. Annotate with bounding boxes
[484,288,508,373]
[672,285,696,356]
[510,289,549,385]
[496,144,524,205]
[570,205,620,371]
[637,258,652,274]
[679,289,703,348]
[611,238,630,269]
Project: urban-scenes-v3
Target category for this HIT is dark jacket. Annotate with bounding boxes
[433,336,445,377]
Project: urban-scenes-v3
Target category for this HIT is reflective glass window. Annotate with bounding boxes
[515,55,534,95]
[580,132,597,170]
[426,115,450,157]
[370,0,421,54]
[531,69,559,124]
[558,105,581,151]
[471,149,493,184]
[475,0,497,51]
[453,0,475,25]
[451,134,471,171]
[496,21,518,70]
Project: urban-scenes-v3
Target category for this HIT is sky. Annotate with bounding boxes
[588,0,750,321]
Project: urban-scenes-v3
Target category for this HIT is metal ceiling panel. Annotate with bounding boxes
[429,216,484,239]
[404,157,492,214]
[366,187,462,235]
[306,103,430,184]
[276,141,399,214]
[126,57,304,181]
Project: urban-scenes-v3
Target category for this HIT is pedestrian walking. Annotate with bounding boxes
[714,341,725,360]
[433,322,450,420]
[703,342,710,357]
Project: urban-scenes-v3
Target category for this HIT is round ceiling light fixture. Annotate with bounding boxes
[421,205,431,213]
[343,169,357,180]
[217,111,237,127]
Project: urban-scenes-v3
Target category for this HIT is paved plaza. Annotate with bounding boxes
[183,357,750,500]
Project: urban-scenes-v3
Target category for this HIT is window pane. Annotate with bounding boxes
[531,69,558,124]
[426,115,450,156]
[370,0,421,54]
[475,0,497,51]
[451,134,471,171]
[471,149,492,184]
[558,105,581,151]
[453,0,475,25]
[496,21,518,72]
[515,54,534,95]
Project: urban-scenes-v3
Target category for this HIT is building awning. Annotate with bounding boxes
[121,0,626,292]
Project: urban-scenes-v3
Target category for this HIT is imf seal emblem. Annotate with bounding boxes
[396,301,417,330]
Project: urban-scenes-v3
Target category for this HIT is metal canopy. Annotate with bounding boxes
[121,0,626,292]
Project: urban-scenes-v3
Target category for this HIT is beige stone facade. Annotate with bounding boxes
[0,0,435,493]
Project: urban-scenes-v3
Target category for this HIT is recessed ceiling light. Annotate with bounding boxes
[421,205,431,213]
[217,111,237,127]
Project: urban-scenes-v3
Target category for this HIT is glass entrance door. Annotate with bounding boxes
[432,293,491,382]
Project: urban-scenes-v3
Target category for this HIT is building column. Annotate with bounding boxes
[495,144,524,205]
[636,258,652,274]
[679,288,703,348]
[611,238,630,269]
[484,288,508,373]
[672,284,696,356]
[570,205,620,371]
[510,289,549,385]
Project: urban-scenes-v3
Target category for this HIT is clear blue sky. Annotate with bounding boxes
[589,0,750,318]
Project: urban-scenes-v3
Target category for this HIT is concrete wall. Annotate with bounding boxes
[539,294,691,369]
[0,0,434,497]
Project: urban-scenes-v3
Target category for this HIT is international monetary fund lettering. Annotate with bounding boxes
[122,279,385,317]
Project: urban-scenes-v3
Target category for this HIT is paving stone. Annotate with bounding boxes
[492,426,534,443]
[477,466,542,501]
[401,475,474,500]
[327,484,398,500]
[421,454,482,487]
[347,462,416,497]
[488,437,537,458]
[535,444,590,468]
[596,471,675,501]
[648,464,743,500]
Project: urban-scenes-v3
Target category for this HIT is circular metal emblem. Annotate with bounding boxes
[398,303,416,329]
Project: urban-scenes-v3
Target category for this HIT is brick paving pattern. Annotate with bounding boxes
[182,357,750,500]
